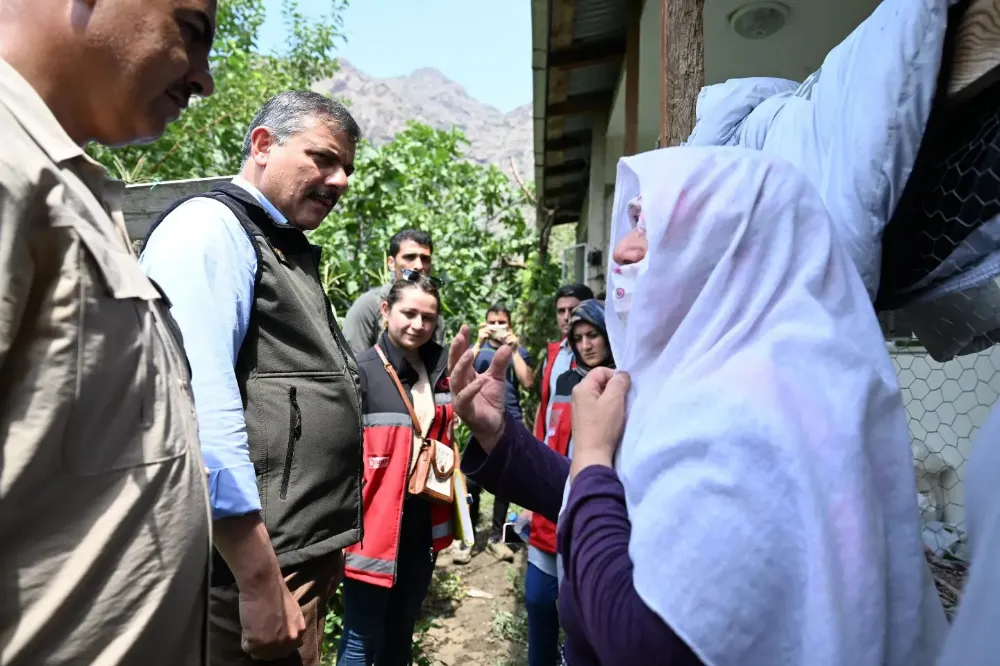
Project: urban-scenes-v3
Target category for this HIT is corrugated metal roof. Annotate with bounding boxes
[573,0,626,41]
[535,0,627,223]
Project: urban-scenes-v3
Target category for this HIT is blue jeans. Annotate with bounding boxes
[525,562,561,666]
[337,503,436,666]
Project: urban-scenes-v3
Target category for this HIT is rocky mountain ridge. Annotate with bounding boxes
[313,59,533,180]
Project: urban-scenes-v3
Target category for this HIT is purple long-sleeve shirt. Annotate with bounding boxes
[461,412,703,666]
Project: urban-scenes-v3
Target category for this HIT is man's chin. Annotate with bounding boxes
[296,201,337,230]
[97,119,167,148]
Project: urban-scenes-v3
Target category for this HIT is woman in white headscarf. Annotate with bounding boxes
[448,146,947,666]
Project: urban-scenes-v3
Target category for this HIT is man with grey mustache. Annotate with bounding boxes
[139,90,364,666]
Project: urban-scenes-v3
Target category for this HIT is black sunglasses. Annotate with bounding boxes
[401,269,441,287]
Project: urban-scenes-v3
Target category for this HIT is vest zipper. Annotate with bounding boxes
[303,247,365,546]
[279,385,301,500]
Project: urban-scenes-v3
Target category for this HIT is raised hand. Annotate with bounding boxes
[569,367,631,479]
[449,325,510,452]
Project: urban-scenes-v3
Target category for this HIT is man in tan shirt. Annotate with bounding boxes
[0,1,217,664]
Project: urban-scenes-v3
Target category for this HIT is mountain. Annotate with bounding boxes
[313,60,533,181]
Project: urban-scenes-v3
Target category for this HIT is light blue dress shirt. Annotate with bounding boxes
[139,176,288,520]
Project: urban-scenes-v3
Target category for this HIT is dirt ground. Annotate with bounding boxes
[417,495,529,666]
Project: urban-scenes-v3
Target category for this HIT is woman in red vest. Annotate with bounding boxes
[527,298,614,666]
[339,272,454,666]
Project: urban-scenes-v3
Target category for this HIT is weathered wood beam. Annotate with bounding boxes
[544,158,589,177]
[547,91,613,117]
[549,37,626,70]
[551,212,581,226]
[660,0,705,147]
[545,129,592,152]
[947,0,1000,102]
[625,0,642,155]
[545,182,587,200]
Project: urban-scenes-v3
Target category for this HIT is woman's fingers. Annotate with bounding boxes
[583,366,616,392]
[450,326,474,389]
[603,371,631,403]
[451,351,477,397]
[454,373,491,415]
[486,343,513,380]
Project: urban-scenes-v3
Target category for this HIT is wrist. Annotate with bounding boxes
[213,514,283,591]
[475,414,507,453]
[569,448,614,481]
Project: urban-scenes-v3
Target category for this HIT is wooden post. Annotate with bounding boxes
[624,0,642,155]
[660,0,705,147]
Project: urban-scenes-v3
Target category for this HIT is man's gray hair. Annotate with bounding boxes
[241,91,361,162]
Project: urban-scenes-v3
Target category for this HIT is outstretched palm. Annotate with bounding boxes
[449,325,510,450]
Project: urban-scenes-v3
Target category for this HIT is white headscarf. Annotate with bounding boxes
[602,147,947,666]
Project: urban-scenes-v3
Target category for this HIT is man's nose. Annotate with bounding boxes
[613,228,647,265]
[185,54,215,98]
[325,169,350,195]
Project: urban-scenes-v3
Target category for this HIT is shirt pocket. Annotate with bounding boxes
[59,214,191,475]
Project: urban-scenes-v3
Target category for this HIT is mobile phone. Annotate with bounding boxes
[501,521,523,545]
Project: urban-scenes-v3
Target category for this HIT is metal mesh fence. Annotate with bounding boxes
[885,335,997,615]
[874,41,1000,616]
[888,339,1000,561]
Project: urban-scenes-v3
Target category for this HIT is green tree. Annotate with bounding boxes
[313,124,538,322]
[88,0,348,182]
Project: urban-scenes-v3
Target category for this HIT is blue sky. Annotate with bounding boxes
[259,0,533,112]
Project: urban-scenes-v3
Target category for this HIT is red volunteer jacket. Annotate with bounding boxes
[529,368,583,555]
[345,333,454,588]
[533,340,566,441]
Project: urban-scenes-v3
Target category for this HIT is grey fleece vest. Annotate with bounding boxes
[144,183,363,584]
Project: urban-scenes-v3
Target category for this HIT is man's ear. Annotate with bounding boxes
[387,254,396,274]
[250,126,275,167]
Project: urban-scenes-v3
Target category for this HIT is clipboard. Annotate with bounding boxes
[452,471,476,547]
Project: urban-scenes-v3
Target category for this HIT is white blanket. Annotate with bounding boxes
[603,147,947,666]
[686,0,956,305]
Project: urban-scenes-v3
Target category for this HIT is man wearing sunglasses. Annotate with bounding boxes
[139,91,364,666]
[344,228,446,355]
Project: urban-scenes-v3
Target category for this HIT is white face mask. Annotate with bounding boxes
[610,262,640,316]
[610,195,647,320]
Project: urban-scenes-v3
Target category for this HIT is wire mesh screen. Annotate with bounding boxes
[886,337,997,615]
[873,40,1000,618]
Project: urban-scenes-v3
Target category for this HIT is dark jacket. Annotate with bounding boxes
[144,183,364,583]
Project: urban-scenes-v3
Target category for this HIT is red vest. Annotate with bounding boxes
[529,389,574,555]
[345,341,455,588]
[533,341,565,441]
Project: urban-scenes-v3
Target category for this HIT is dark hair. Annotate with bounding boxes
[555,283,594,303]
[241,91,361,162]
[385,275,441,313]
[389,229,433,257]
[486,302,511,320]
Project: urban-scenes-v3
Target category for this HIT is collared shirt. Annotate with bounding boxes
[0,57,210,665]
[139,176,288,520]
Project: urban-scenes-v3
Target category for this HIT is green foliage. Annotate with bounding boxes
[87,0,348,183]
[312,122,561,372]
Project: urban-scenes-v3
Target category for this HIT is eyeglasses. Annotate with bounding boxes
[401,269,441,287]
